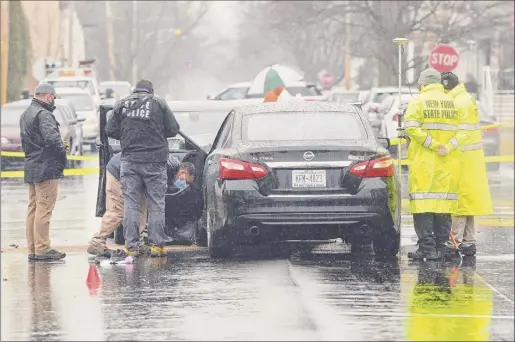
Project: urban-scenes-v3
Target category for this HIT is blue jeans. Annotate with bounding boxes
[121,161,168,251]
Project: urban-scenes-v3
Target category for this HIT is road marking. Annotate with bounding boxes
[483,282,515,305]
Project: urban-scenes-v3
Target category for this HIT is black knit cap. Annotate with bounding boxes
[441,72,460,90]
[134,79,154,94]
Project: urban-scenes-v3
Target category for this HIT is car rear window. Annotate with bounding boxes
[243,111,367,142]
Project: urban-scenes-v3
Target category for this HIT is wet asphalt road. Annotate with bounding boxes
[1,157,514,341]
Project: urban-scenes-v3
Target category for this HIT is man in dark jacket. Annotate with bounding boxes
[106,79,180,259]
[20,83,67,261]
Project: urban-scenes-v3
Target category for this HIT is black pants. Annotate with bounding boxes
[413,213,451,253]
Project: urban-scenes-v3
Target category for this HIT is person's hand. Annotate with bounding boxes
[63,140,70,152]
[437,144,449,156]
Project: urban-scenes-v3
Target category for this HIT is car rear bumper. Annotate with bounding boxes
[215,179,398,241]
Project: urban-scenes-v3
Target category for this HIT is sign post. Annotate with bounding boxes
[429,44,460,72]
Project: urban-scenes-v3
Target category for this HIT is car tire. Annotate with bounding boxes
[373,228,400,258]
[194,214,208,247]
[114,225,125,245]
[206,209,232,258]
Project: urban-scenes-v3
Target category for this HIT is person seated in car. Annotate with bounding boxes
[168,161,196,193]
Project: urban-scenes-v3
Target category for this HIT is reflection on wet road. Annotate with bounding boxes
[2,253,514,341]
[1,158,514,341]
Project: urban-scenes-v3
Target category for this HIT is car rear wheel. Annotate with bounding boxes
[373,228,400,258]
[207,209,233,258]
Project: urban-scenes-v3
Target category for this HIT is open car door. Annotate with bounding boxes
[95,104,114,217]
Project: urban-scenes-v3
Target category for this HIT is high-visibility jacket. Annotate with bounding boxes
[406,267,493,341]
[404,83,469,214]
[447,83,493,216]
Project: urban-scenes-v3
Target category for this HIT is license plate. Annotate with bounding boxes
[108,138,120,145]
[292,170,326,188]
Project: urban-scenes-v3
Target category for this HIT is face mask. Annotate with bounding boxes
[173,179,187,189]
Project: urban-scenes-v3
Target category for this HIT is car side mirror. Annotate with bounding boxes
[377,137,390,149]
[77,115,86,122]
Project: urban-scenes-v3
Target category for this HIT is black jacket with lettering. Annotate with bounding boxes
[20,99,67,184]
[105,89,180,163]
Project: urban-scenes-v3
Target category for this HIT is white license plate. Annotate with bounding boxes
[108,138,120,145]
[292,170,326,188]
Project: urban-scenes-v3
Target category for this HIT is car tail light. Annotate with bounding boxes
[219,158,268,180]
[83,69,92,76]
[349,156,394,177]
[392,113,399,122]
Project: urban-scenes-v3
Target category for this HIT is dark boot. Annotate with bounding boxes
[34,249,66,261]
[408,248,441,261]
[460,243,476,256]
[443,241,461,257]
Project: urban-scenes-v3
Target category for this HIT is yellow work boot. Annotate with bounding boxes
[150,246,166,258]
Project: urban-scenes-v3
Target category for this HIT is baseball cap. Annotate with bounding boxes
[35,83,60,98]
[417,68,442,86]
[134,79,154,94]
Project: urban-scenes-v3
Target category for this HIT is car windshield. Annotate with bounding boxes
[48,80,95,95]
[100,84,131,98]
[1,106,25,125]
[58,94,95,111]
[333,92,360,103]
[286,86,320,96]
[244,111,367,142]
[373,90,416,104]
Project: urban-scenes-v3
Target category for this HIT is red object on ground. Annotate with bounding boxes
[429,44,460,73]
[86,265,101,296]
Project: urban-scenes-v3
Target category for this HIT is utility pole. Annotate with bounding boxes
[344,3,351,90]
[1,1,9,105]
[105,0,116,80]
[131,0,138,84]
[68,2,74,67]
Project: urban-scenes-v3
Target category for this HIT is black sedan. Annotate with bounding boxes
[96,102,401,258]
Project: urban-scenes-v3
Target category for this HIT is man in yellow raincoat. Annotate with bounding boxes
[406,261,493,341]
[404,68,470,260]
[441,72,493,256]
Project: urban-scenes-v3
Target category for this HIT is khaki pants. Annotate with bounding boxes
[90,172,147,247]
[26,179,59,255]
[451,215,476,244]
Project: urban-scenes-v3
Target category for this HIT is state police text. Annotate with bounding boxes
[122,100,152,119]
[423,100,457,120]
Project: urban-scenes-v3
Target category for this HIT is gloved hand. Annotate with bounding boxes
[437,144,449,156]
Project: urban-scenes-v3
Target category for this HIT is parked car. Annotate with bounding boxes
[328,88,361,104]
[362,87,418,135]
[0,99,85,170]
[55,87,99,151]
[96,102,401,258]
[208,82,327,101]
[99,81,132,100]
[477,100,501,171]
[44,76,102,106]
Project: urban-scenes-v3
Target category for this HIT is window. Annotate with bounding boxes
[243,111,367,142]
[58,94,95,111]
[213,113,234,149]
[217,87,248,101]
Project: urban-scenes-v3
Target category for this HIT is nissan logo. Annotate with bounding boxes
[303,151,315,161]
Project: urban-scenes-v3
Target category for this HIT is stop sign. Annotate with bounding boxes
[429,44,460,73]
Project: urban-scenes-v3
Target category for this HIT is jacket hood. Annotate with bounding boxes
[420,83,444,94]
[447,83,467,99]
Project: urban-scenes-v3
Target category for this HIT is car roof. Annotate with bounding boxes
[100,81,131,86]
[44,76,94,81]
[55,87,91,95]
[166,99,262,112]
[233,102,359,116]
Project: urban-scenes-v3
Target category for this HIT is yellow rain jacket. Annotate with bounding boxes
[404,83,469,214]
[406,267,493,341]
[447,83,493,216]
